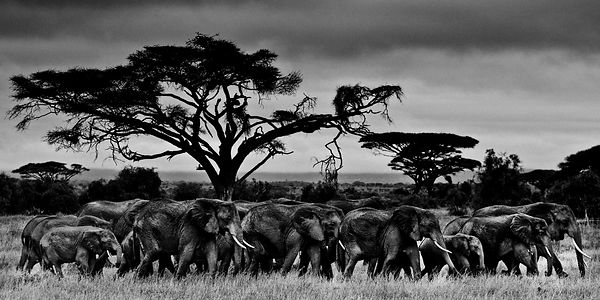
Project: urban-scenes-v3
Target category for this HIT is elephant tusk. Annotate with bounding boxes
[242,239,255,249]
[338,240,346,251]
[434,240,453,254]
[544,246,551,256]
[232,235,247,250]
[572,239,591,259]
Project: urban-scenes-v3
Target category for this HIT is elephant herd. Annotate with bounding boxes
[16,197,590,280]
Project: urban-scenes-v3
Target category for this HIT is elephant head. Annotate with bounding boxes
[81,229,123,266]
[189,199,250,250]
[77,215,112,230]
[547,204,589,276]
[510,214,551,249]
[448,233,485,274]
[292,207,325,242]
[393,206,458,274]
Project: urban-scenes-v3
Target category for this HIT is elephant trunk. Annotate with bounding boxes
[569,225,587,277]
[431,231,457,275]
[110,241,123,267]
[228,223,248,250]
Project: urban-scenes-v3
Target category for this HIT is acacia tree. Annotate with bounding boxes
[12,161,89,183]
[360,132,480,194]
[8,34,402,200]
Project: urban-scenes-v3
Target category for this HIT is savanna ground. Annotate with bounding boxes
[0,210,598,300]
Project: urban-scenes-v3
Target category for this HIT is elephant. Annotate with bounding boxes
[18,214,111,273]
[105,199,150,275]
[17,215,49,271]
[458,213,551,275]
[134,198,248,278]
[78,199,148,223]
[473,202,589,277]
[420,233,485,277]
[40,226,122,277]
[325,197,388,214]
[241,203,342,277]
[338,206,457,279]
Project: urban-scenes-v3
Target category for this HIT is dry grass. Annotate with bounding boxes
[1,213,598,300]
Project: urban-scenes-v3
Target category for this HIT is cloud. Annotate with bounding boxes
[2,0,600,59]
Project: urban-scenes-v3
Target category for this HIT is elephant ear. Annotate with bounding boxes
[394,207,421,241]
[188,202,219,234]
[81,231,103,255]
[510,214,534,245]
[292,208,324,242]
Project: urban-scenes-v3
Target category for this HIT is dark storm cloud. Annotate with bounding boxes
[1,0,600,58]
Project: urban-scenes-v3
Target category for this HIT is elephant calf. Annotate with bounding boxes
[420,233,485,277]
[40,226,122,277]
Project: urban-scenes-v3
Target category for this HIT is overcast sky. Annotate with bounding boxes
[1,0,600,175]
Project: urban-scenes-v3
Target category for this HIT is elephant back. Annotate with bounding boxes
[443,216,470,235]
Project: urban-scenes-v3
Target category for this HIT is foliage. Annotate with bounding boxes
[546,170,600,218]
[171,182,215,201]
[0,173,78,214]
[474,149,529,208]
[360,132,480,194]
[300,181,339,203]
[11,161,89,183]
[446,181,474,215]
[558,145,600,176]
[79,166,163,203]
[233,179,273,202]
[519,169,558,194]
[8,33,402,200]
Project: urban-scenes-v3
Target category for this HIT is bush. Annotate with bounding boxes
[80,166,163,202]
[546,170,600,218]
[172,182,214,201]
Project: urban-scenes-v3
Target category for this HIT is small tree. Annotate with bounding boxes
[12,161,89,183]
[80,166,162,202]
[8,33,402,201]
[360,132,480,194]
[475,149,528,208]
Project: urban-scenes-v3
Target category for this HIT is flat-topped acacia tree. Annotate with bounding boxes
[360,132,480,194]
[8,33,402,201]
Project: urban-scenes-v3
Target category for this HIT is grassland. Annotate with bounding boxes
[1,211,598,300]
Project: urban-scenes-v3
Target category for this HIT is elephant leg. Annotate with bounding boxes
[205,241,218,278]
[117,258,130,276]
[367,258,377,278]
[305,244,321,277]
[17,245,28,271]
[176,243,197,279]
[281,244,301,276]
[219,252,232,276]
[400,249,419,279]
[137,250,160,278]
[343,254,360,279]
[321,247,333,280]
[373,256,385,277]
[297,250,310,277]
[54,263,63,278]
[24,259,37,274]
[158,254,175,276]
[92,252,107,275]
[548,244,567,277]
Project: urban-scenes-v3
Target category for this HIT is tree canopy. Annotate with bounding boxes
[8,33,402,200]
[558,145,600,176]
[11,161,89,183]
[475,149,528,207]
[360,132,480,194]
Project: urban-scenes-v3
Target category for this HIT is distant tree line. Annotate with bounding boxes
[2,144,600,217]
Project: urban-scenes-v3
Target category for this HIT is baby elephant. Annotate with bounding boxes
[40,226,122,277]
[420,233,485,277]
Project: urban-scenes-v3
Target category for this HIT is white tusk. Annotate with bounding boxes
[232,235,247,250]
[584,260,589,269]
[545,246,551,256]
[572,239,591,259]
[338,240,346,251]
[434,240,453,254]
[242,239,255,249]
